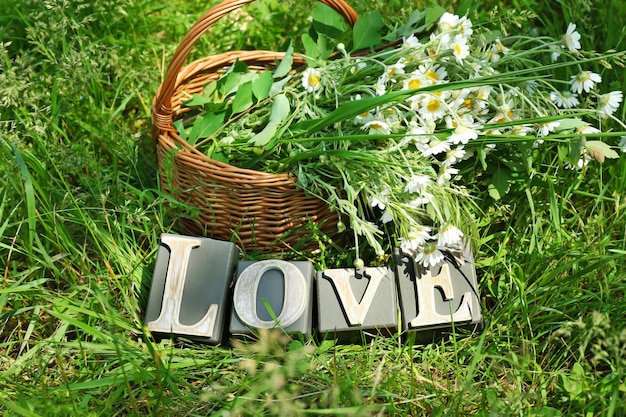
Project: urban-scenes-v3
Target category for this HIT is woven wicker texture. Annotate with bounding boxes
[152,0,359,253]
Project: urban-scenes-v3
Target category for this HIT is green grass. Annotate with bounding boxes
[1,0,625,415]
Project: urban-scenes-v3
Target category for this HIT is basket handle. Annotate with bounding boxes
[153,0,358,129]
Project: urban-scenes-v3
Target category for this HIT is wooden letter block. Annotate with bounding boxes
[394,246,483,341]
[229,260,314,338]
[144,234,238,344]
[316,267,398,340]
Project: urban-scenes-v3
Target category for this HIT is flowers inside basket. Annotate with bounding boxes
[156,2,625,267]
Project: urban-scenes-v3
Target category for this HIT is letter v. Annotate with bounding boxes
[322,268,385,325]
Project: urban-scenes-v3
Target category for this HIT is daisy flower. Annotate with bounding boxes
[489,38,509,62]
[451,34,470,64]
[408,192,434,207]
[435,224,464,247]
[438,12,460,33]
[419,93,448,121]
[419,63,448,84]
[374,79,387,95]
[536,121,560,137]
[302,68,322,93]
[597,91,623,117]
[385,59,406,79]
[448,88,471,112]
[422,138,451,156]
[403,73,428,91]
[437,165,459,184]
[380,209,393,224]
[549,44,562,62]
[443,146,467,166]
[448,124,480,145]
[403,34,421,49]
[414,242,445,268]
[362,120,392,135]
[399,225,433,254]
[576,124,600,136]
[509,124,533,136]
[550,90,580,108]
[562,23,582,53]
[370,189,391,210]
[404,175,432,194]
[570,71,602,94]
[457,16,473,37]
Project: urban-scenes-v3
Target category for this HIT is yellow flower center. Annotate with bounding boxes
[427,99,441,113]
[576,71,590,83]
[454,43,462,56]
[308,74,320,87]
[563,35,573,46]
[599,95,609,107]
[423,242,437,254]
[408,79,421,89]
[425,70,438,80]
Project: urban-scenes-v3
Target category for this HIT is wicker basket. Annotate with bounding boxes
[152,0,359,253]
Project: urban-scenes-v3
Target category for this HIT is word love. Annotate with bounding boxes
[144,234,483,345]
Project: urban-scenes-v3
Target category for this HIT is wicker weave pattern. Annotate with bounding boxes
[152,0,359,252]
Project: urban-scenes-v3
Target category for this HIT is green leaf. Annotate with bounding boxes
[269,93,290,123]
[312,2,348,39]
[352,11,383,51]
[182,94,212,107]
[274,43,293,78]
[252,71,273,101]
[231,81,253,114]
[231,59,249,74]
[209,146,229,164]
[317,33,330,59]
[218,72,242,98]
[248,94,290,147]
[173,119,187,140]
[554,117,586,133]
[585,140,619,163]
[488,167,511,200]
[188,112,226,145]
[203,80,218,98]
[567,137,585,165]
[386,9,427,40]
[425,6,446,28]
[302,33,320,60]
[248,121,279,147]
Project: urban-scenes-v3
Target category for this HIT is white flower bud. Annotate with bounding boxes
[353,258,365,269]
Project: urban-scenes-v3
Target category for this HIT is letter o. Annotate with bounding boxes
[233,260,307,329]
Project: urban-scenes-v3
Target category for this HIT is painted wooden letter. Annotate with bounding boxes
[144,234,238,344]
[316,267,397,339]
[229,260,314,338]
[395,247,483,338]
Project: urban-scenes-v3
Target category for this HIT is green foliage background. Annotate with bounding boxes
[0,0,624,415]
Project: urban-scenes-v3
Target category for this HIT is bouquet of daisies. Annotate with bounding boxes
[176,6,625,267]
